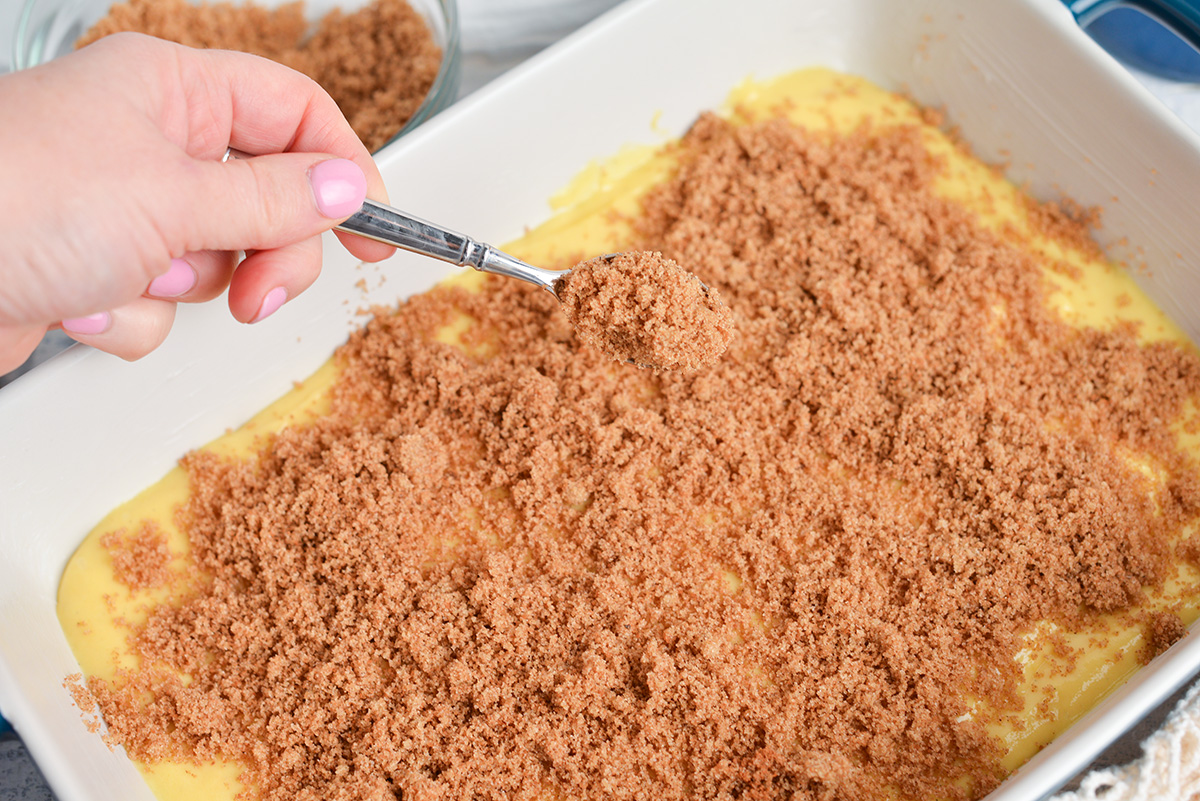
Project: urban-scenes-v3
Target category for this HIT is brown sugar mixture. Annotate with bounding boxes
[76,0,442,152]
[100,522,173,591]
[556,251,735,370]
[84,113,1200,801]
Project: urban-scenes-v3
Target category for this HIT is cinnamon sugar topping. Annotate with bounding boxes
[100,523,172,591]
[556,251,734,370]
[83,110,1200,801]
[63,673,103,735]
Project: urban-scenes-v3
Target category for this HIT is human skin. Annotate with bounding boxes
[0,32,395,373]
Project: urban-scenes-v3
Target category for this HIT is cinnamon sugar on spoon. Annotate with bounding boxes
[556,251,734,370]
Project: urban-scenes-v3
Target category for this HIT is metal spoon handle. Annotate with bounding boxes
[337,198,472,263]
[221,148,564,294]
[337,199,564,294]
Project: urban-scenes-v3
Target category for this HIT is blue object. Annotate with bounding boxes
[0,713,13,740]
[1065,0,1200,81]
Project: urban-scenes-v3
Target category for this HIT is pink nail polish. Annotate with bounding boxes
[251,287,288,323]
[62,312,111,335]
[309,158,367,219]
[148,258,197,298]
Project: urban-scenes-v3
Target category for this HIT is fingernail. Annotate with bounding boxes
[251,287,288,323]
[147,258,197,298]
[309,158,367,219]
[62,312,111,335]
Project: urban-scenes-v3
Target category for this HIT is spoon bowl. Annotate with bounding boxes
[336,198,733,371]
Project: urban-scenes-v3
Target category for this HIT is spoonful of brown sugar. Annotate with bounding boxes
[555,252,733,370]
[335,198,733,371]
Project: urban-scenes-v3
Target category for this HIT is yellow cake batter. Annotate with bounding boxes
[58,68,1200,800]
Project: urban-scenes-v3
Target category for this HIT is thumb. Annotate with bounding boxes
[172,153,368,254]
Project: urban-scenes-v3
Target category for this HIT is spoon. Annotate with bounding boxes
[335,200,733,371]
[223,150,732,370]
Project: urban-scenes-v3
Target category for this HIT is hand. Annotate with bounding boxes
[0,32,395,374]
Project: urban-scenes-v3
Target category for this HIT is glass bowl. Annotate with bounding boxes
[12,0,461,151]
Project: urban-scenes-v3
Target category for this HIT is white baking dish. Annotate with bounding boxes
[3,0,1200,799]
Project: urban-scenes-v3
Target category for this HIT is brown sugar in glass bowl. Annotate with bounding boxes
[12,0,461,152]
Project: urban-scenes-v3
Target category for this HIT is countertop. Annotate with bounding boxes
[3,2,1200,800]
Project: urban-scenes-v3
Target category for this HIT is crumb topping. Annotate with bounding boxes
[64,673,103,735]
[77,0,442,152]
[85,112,1200,801]
[1141,611,1189,661]
[556,251,735,370]
[100,523,173,591]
